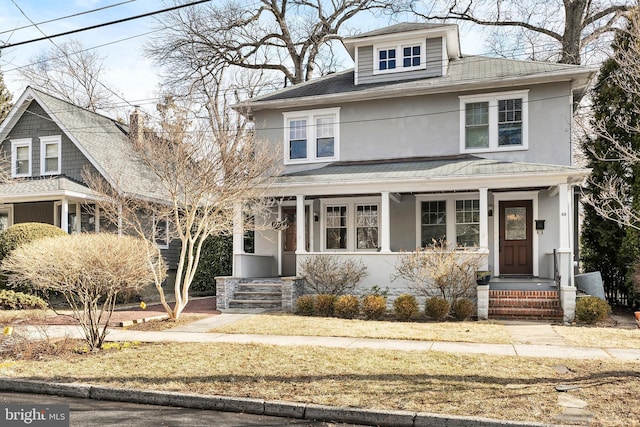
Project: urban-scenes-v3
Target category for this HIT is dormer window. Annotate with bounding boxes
[11,138,32,178]
[283,108,340,164]
[374,39,426,75]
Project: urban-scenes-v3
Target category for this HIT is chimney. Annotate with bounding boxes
[129,106,144,145]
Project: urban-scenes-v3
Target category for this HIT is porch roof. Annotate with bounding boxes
[266,156,590,196]
[0,176,94,202]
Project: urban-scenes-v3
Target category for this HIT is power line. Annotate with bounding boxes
[0,0,212,50]
[0,0,140,37]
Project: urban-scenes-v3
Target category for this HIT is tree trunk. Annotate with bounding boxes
[561,0,586,64]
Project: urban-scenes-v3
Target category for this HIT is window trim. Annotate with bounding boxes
[40,135,62,176]
[415,193,480,249]
[459,90,529,153]
[321,197,380,252]
[11,138,32,178]
[283,107,340,165]
[373,39,427,75]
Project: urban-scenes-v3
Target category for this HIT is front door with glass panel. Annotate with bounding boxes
[281,206,309,276]
[499,200,533,275]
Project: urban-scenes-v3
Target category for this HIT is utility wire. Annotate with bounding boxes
[0,0,212,50]
[0,0,139,36]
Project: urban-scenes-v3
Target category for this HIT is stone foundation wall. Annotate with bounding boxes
[215,276,240,310]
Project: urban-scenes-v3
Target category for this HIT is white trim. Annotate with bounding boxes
[373,39,427,75]
[0,205,14,231]
[441,36,448,76]
[492,191,539,277]
[11,138,32,178]
[459,89,529,153]
[320,196,380,252]
[415,192,480,249]
[282,107,340,165]
[39,135,62,176]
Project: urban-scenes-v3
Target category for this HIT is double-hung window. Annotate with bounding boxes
[455,200,480,247]
[460,90,528,152]
[375,40,426,74]
[356,204,378,249]
[11,139,32,178]
[417,196,480,248]
[420,200,447,246]
[323,198,380,251]
[40,135,61,175]
[283,108,339,164]
[326,205,347,250]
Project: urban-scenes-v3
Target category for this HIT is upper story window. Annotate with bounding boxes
[374,39,426,75]
[459,90,529,153]
[40,135,61,175]
[11,138,32,178]
[283,108,340,165]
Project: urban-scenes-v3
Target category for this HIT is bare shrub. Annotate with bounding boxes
[2,234,164,351]
[425,296,451,321]
[393,242,484,305]
[451,298,475,321]
[295,295,315,316]
[315,294,337,317]
[300,255,367,296]
[361,295,387,320]
[334,295,360,319]
[393,294,419,321]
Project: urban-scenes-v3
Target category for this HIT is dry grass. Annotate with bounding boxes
[210,313,513,344]
[0,309,57,324]
[124,315,206,331]
[553,325,640,349]
[1,342,638,426]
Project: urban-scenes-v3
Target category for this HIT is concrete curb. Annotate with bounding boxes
[0,378,571,426]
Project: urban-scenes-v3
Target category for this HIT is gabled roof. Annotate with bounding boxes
[346,22,452,39]
[236,55,596,112]
[264,156,590,197]
[0,87,166,201]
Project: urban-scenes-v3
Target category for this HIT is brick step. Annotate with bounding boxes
[233,291,282,301]
[228,299,282,309]
[489,290,559,299]
[489,307,564,320]
[489,298,561,309]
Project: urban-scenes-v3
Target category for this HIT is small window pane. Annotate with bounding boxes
[290,140,307,159]
[379,48,396,70]
[505,207,527,240]
[45,157,59,172]
[45,143,58,157]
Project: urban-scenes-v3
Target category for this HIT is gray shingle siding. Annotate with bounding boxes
[357,37,444,85]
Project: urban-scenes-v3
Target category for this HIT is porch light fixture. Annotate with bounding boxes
[488,205,493,217]
[535,219,545,234]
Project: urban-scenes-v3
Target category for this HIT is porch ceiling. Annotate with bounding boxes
[265,156,590,196]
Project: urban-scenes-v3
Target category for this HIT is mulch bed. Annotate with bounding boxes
[12,297,219,326]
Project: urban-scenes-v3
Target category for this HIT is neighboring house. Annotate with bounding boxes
[0,86,179,269]
[219,22,597,322]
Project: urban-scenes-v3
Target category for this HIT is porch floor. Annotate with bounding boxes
[489,277,557,291]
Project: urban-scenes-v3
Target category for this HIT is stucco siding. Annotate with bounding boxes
[357,37,444,85]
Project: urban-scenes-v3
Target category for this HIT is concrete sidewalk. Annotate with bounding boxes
[15,312,640,361]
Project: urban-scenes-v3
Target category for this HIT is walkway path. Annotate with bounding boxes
[15,311,640,362]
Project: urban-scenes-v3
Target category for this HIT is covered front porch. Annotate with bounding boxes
[229,157,587,322]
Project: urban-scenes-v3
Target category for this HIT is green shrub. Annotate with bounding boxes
[451,298,475,321]
[425,296,450,321]
[334,295,360,319]
[191,235,232,293]
[315,294,337,317]
[295,295,315,316]
[575,296,611,324]
[393,294,419,321]
[0,290,47,310]
[361,295,387,320]
[0,223,67,261]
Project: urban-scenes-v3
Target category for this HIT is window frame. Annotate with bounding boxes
[153,215,170,250]
[283,108,340,165]
[459,90,529,153]
[40,135,62,176]
[415,193,480,249]
[11,138,32,178]
[321,197,380,252]
[373,39,426,75]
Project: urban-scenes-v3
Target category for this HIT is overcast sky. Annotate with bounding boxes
[0,0,487,116]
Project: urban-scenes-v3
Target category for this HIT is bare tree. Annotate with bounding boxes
[2,234,163,351]
[147,0,390,87]
[18,39,116,112]
[0,68,12,122]
[87,93,278,320]
[402,0,632,64]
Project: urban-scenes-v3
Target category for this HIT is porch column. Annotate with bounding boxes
[558,183,571,288]
[61,199,69,233]
[295,195,306,254]
[232,202,244,277]
[479,188,489,268]
[380,191,391,253]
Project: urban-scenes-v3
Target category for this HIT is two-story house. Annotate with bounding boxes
[0,86,179,270]
[219,23,596,322]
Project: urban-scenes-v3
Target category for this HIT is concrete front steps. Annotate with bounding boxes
[489,289,563,321]
[228,279,283,310]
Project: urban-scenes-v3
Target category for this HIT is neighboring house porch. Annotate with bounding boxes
[221,156,588,322]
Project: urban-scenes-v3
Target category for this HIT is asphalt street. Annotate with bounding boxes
[0,392,362,427]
